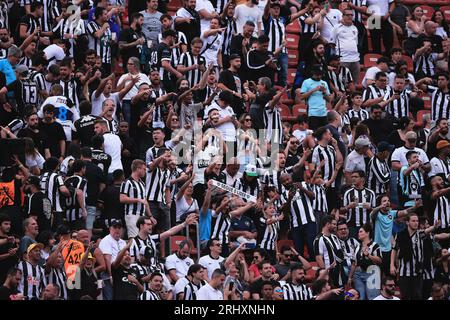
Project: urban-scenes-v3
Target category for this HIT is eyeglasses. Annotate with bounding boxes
[290,141,300,145]
[244,118,252,122]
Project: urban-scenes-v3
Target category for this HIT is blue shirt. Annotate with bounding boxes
[0,59,16,85]
[230,215,256,233]
[374,210,398,252]
[199,209,213,242]
[300,78,330,117]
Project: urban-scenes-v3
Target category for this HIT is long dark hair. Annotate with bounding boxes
[432,9,449,34]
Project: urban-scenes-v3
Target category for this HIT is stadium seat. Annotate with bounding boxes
[291,103,307,117]
[287,49,299,68]
[170,236,197,255]
[286,34,300,50]
[286,19,300,34]
[420,5,434,20]
[280,104,292,117]
[419,92,432,110]
[305,262,318,283]
[416,110,431,124]
[402,55,414,73]
[442,6,450,22]
[287,68,297,87]
[277,239,295,252]
[364,53,382,69]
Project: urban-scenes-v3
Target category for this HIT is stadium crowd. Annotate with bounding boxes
[0,0,449,301]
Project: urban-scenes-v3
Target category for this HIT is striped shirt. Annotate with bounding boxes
[130,262,152,291]
[399,166,425,200]
[340,237,359,267]
[414,53,437,78]
[157,31,188,68]
[258,217,279,251]
[52,17,87,57]
[313,233,345,268]
[0,1,8,29]
[362,84,394,103]
[354,241,382,269]
[262,167,292,193]
[263,103,283,145]
[429,156,450,178]
[19,56,32,68]
[29,70,46,105]
[211,211,230,244]
[311,144,337,187]
[433,194,450,229]
[233,177,261,201]
[367,156,390,196]
[120,178,146,216]
[214,0,227,14]
[40,171,65,212]
[394,230,426,277]
[36,0,54,32]
[146,167,170,203]
[130,234,161,272]
[59,78,80,109]
[289,182,316,227]
[87,20,112,64]
[344,108,369,125]
[311,184,328,213]
[263,16,288,54]
[327,66,353,93]
[183,280,206,300]
[47,267,68,300]
[221,16,237,56]
[17,260,47,300]
[283,282,313,300]
[178,52,207,87]
[64,175,87,222]
[299,13,317,35]
[385,89,411,119]
[427,86,450,121]
[343,187,376,228]
[342,0,367,23]
[140,289,160,300]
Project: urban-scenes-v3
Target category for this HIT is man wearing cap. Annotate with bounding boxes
[367,141,394,197]
[427,118,449,159]
[326,54,355,98]
[299,65,332,130]
[331,8,360,84]
[234,164,262,203]
[17,243,47,300]
[429,140,450,182]
[344,137,371,184]
[24,175,52,233]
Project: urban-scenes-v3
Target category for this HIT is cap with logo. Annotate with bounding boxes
[27,243,44,255]
[245,164,258,177]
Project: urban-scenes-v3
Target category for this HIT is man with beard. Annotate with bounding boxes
[23,175,52,233]
[174,0,201,44]
[372,276,400,300]
[140,0,163,45]
[38,104,66,160]
[119,12,146,72]
[361,105,394,145]
[17,112,50,158]
[427,119,450,160]
[430,140,450,182]
[230,21,256,82]
[0,268,23,300]
[217,54,245,117]
[0,215,19,285]
[140,272,164,300]
[165,240,194,284]
[0,27,14,59]
[111,240,145,300]
[282,265,313,300]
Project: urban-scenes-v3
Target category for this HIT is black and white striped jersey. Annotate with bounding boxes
[177,52,207,87]
[18,56,32,68]
[343,187,376,228]
[0,1,8,29]
[362,84,394,103]
[367,156,390,196]
[262,168,292,193]
[183,280,206,300]
[120,177,146,216]
[140,289,160,300]
[130,262,152,291]
[354,241,382,269]
[87,20,112,64]
[150,88,167,128]
[47,267,68,300]
[36,0,54,32]
[52,17,87,57]
[399,166,425,201]
[311,144,337,187]
[64,174,87,222]
[313,233,345,268]
[289,182,316,227]
[17,260,47,300]
[342,0,367,23]
[429,156,450,178]
[283,282,313,300]
[146,167,170,203]
[340,237,359,267]
[213,0,227,14]
[157,31,188,68]
[221,16,237,56]
[130,234,161,272]
[385,89,411,119]
[21,75,38,108]
[59,78,80,109]
[19,14,40,38]
[258,217,279,251]
[344,108,369,125]
[40,171,65,212]
[263,16,288,54]
[299,13,317,35]
[29,69,46,104]
[433,194,450,229]
[311,183,328,213]
[327,66,353,93]
[263,103,283,145]
[211,211,231,244]
[427,86,450,121]
[233,177,261,201]
[414,53,438,78]
[393,230,426,277]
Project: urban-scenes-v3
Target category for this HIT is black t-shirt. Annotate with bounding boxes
[24,191,52,232]
[91,149,112,177]
[74,115,101,147]
[0,104,20,128]
[17,127,48,155]
[218,69,244,113]
[112,265,140,300]
[84,161,106,206]
[119,27,146,63]
[38,121,66,158]
[250,278,280,295]
[99,184,124,220]
[417,34,443,53]
[0,237,19,284]
[151,43,172,81]
[0,285,19,300]
[361,118,394,145]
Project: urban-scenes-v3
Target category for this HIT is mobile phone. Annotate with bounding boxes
[229,281,234,290]
[245,243,256,249]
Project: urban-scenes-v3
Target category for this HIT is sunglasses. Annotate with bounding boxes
[253,256,259,259]
[244,118,252,122]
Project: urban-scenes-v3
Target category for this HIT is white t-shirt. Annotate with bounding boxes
[362,66,381,88]
[429,157,450,178]
[367,0,393,16]
[196,283,224,300]
[321,9,342,43]
[234,3,262,36]
[345,150,367,173]
[217,106,236,142]
[293,129,313,144]
[103,132,123,173]
[196,0,216,34]
[372,294,400,300]
[391,146,430,167]
[198,254,225,279]
[43,44,65,66]
[174,277,190,298]
[165,253,195,278]
[201,32,223,67]
[193,146,220,186]
[99,234,127,263]
[117,73,151,101]
[91,91,120,118]
[332,23,359,63]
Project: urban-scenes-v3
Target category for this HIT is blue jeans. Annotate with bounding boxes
[276,52,288,87]
[291,222,317,260]
[121,100,131,125]
[353,268,381,300]
[101,276,113,300]
[86,206,97,230]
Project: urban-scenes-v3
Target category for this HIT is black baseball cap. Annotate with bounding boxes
[26,175,41,188]
[56,224,70,236]
[229,54,241,61]
[377,141,395,152]
[311,64,323,74]
[110,219,123,228]
[327,54,341,62]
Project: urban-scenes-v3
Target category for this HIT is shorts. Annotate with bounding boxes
[125,214,140,238]
[86,206,97,230]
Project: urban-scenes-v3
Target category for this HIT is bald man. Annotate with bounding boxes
[76,229,106,275]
